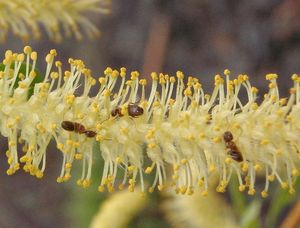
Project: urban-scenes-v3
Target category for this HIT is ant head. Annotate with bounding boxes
[223,131,233,142]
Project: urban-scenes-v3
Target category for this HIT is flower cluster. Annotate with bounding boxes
[0,0,110,42]
[1,46,300,197]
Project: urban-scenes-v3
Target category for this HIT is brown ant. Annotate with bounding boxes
[128,103,144,117]
[84,130,97,138]
[111,103,144,118]
[111,107,123,117]
[61,121,85,134]
[223,131,243,162]
[61,121,97,138]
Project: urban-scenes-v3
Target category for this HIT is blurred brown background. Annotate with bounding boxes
[0,0,299,227]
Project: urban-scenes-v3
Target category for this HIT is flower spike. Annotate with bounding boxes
[1,47,300,196]
[0,0,110,42]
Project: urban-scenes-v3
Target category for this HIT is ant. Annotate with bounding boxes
[223,131,243,162]
[111,107,123,117]
[128,103,144,117]
[111,103,144,118]
[84,130,97,138]
[61,121,97,138]
[61,121,85,134]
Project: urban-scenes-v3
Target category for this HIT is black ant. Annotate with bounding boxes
[61,121,97,138]
[223,131,243,162]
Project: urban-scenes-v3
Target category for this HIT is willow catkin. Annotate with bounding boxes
[90,190,148,228]
[0,0,110,42]
[1,46,300,197]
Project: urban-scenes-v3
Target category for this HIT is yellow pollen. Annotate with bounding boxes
[145,167,153,174]
[213,125,220,131]
[24,46,32,54]
[261,191,268,198]
[251,87,258,94]
[289,188,296,195]
[187,134,195,141]
[268,82,276,89]
[65,163,72,169]
[170,76,176,83]
[148,187,154,193]
[241,163,248,172]
[180,186,187,194]
[17,53,25,62]
[51,123,57,130]
[120,127,128,134]
[199,132,206,138]
[291,74,298,81]
[57,143,64,150]
[267,174,275,182]
[173,164,180,171]
[242,75,249,81]
[172,174,178,180]
[139,79,147,86]
[209,164,216,172]
[181,159,188,165]
[73,142,80,148]
[201,190,208,197]
[254,164,262,171]
[63,173,71,182]
[36,170,44,179]
[56,177,63,183]
[6,169,14,176]
[116,157,123,164]
[248,188,256,195]
[158,185,165,191]
[292,169,299,177]
[176,71,184,79]
[213,137,221,143]
[104,89,111,97]
[225,158,232,164]
[260,139,269,145]
[148,143,156,149]
[266,73,278,80]
[20,155,27,163]
[281,182,288,189]
[82,180,91,188]
[75,153,83,160]
[96,135,104,141]
[251,103,258,110]
[128,165,136,172]
[239,185,246,192]
[198,179,204,187]
[224,69,231,76]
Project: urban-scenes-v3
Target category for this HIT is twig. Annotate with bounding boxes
[141,13,171,79]
[280,199,300,228]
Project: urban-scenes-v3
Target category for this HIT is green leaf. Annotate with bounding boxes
[66,142,107,228]
[0,63,43,98]
[264,178,300,227]
[240,200,262,228]
[229,175,247,215]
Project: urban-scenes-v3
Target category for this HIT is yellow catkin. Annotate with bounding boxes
[90,189,148,228]
[0,0,110,42]
[0,47,299,197]
[162,191,238,228]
